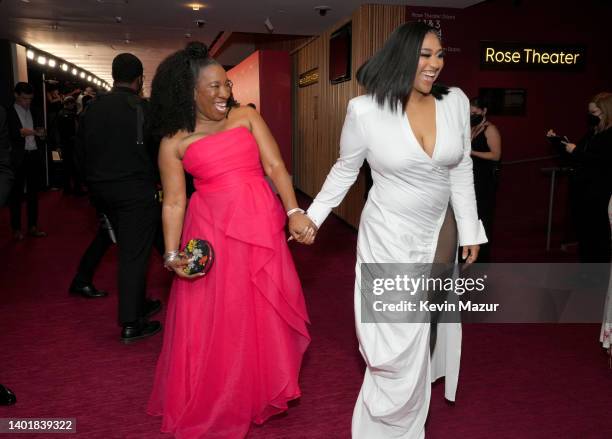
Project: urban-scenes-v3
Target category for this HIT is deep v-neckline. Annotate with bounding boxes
[405,98,438,160]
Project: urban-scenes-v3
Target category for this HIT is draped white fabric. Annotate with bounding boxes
[308,88,487,438]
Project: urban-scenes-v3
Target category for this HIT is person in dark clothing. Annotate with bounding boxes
[1,106,17,406]
[468,96,501,262]
[69,87,163,299]
[553,92,612,262]
[7,82,47,241]
[57,96,84,195]
[0,105,14,205]
[68,92,113,299]
[77,53,162,342]
[46,82,63,147]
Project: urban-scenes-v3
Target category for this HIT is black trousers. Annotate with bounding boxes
[89,180,161,324]
[61,143,83,193]
[73,214,114,286]
[74,206,164,288]
[9,150,43,231]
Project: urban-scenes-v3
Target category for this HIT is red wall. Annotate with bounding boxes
[227,51,261,113]
[227,50,292,173]
[259,51,292,174]
[406,0,612,259]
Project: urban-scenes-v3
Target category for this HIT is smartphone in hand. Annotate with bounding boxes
[547,134,570,146]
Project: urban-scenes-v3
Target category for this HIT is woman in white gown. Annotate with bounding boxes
[306,23,487,438]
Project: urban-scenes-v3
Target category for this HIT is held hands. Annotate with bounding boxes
[461,245,480,265]
[288,212,318,245]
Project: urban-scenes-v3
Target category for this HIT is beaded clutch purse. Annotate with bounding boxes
[182,238,215,276]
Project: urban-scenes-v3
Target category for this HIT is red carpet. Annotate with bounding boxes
[0,191,610,438]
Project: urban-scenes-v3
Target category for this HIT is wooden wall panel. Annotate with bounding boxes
[292,4,405,228]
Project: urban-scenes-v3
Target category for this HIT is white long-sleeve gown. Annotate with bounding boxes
[307,87,487,439]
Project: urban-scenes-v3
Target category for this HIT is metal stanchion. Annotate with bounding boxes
[42,73,49,187]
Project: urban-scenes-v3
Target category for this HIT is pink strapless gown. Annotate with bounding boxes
[147,127,311,438]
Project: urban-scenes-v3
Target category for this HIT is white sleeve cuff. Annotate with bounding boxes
[457,219,488,246]
[306,202,332,229]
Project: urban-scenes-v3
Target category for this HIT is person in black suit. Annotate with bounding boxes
[77,53,162,343]
[7,82,47,241]
[1,106,17,406]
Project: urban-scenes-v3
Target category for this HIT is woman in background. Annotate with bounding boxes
[549,92,612,262]
[469,96,501,262]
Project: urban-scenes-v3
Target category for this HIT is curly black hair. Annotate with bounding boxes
[149,41,227,139]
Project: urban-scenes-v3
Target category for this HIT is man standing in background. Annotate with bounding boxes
[78,53,161,343]
[7,82,47,241]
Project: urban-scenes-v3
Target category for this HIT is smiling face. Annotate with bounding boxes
[193,64,233,122]
[412,31,444,96]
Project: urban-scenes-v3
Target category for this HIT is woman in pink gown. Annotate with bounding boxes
[146,42,314,438]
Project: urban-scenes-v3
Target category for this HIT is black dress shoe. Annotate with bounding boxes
[145,299,162,318]
[121,320,161,344]
[69,282,108,298]
[0,385,16,406]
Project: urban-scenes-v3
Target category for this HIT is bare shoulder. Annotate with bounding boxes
[227,105,261,129]
[485,123,500,136]
[227,105,260,131]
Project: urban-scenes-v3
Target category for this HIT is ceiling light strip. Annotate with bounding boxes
[25,46,112,90]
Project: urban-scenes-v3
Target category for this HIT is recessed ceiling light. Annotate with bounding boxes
[48,59,56,67]
[80,72,86,78]
[71,68,77,75]
[87,75,92,81]
[37,56,47,65]
[189,3,204,11]
[61,64,68,71]
[26,50,35,60]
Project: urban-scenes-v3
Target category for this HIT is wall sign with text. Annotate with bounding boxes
[407,7,463,54]
[480,42,586,71]
[298,68,319,88]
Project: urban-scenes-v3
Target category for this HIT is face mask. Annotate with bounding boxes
[587,113,601,127]
[470,114,484,126]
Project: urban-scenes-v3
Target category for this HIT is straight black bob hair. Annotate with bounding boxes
[356,21,448,111]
